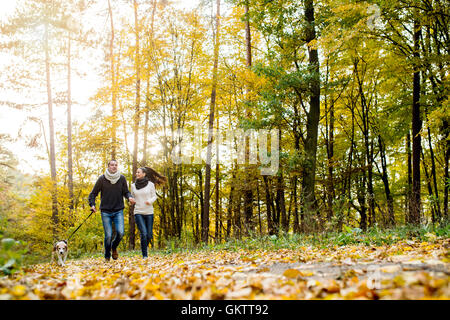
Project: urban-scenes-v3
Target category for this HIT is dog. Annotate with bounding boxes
[52,240,68,267]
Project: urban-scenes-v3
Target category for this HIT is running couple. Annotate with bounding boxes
[88,160,167,261]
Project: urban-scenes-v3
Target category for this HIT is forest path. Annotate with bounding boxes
[0,239,448,299]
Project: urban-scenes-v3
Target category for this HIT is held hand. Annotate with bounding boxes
[129,197,136,205]
[91,206,96,213]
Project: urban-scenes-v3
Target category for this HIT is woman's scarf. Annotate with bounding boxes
[135,177,149,190]
[104,169,121,184]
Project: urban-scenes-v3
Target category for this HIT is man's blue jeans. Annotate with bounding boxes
[100,210,124,259]
[135,214,154,258]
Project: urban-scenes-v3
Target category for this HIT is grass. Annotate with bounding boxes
[206,223,450,251]
[108,222,450,257]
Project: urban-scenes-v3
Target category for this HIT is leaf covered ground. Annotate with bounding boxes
[1,239,449,300]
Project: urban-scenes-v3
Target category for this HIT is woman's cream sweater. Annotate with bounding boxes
[130,181,157,215]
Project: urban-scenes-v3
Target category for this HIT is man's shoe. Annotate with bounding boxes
[112,248,118,260]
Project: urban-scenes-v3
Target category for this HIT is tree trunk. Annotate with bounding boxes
[45,21,58,239]
[378,134,395,226]
[421,149,437,223]
[107,0,117,159]
[129,0,141,250]
[263,175,276,235]
[142,77,150,166]
[410,18,422,225]
[256,178,262,234]
[293,132,301,233]
[325,92,335,222]
[366,133,375,228]
[215,116,221,243]
[226,168,235,240]
[426,110,441,220]
[277,173,288,233]
[159,186,167,247]
[343,102,356,231]
[198,169,204,243]
[292,176,300,233]
[142,0,157,166]
[67,32,74,212]
[203,0,220,243]
[354,58,375,227]
[242,0,254,236]
[358,171,367,231]
[443,120,449,221]
[244,2,252,67]
[301,0,321,227]
[234,184,242,239]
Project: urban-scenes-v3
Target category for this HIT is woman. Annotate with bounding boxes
[131,166,167,258]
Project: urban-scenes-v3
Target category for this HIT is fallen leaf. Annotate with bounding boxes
[283,269,302,279]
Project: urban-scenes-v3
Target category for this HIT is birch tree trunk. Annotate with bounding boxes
[107,0,117,159]
[67,32,74,212]
[129,0,141,250]
[45,19,58,239]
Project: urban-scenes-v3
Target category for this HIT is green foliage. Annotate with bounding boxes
[165,223,450,253]
[0,237,26,275]
[326,224,450,247]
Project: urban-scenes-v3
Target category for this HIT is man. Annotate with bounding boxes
[89,160,135,261]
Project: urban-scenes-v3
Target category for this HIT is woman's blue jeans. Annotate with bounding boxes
[100,210,124,259]
[135,214,154,258]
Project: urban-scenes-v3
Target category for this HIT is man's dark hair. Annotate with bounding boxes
[108,159,118,166]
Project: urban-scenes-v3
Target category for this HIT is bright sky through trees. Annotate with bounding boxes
[0,0,202,173]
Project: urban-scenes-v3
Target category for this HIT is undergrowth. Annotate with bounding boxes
[21,222,450,266]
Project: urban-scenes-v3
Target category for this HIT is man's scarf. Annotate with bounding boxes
[104,169,121,184]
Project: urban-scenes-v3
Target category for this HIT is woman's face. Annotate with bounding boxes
[136,168,146,179]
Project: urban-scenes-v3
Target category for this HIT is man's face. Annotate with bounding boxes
[108,161,118,173]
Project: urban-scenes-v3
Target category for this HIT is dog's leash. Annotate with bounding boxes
[66,209,95,242]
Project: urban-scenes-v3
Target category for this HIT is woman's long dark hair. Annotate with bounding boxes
[141,166,167,187]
